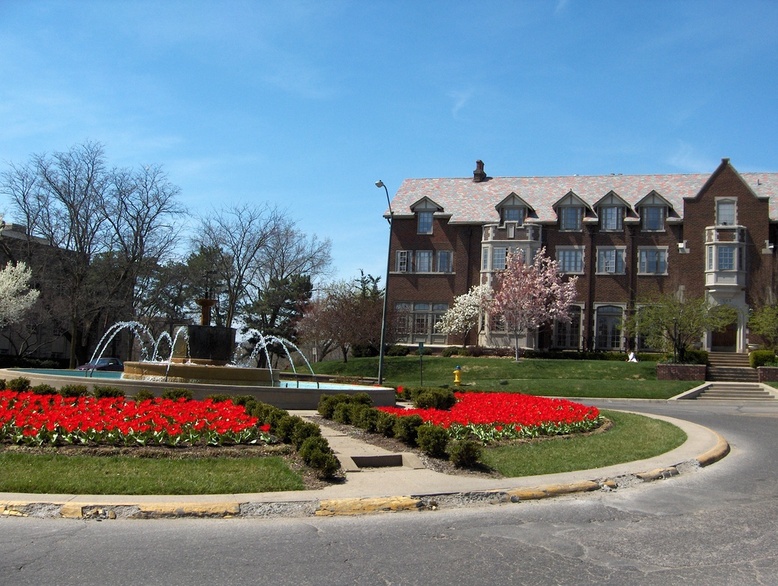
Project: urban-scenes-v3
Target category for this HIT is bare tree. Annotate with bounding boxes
[1,142,184,365]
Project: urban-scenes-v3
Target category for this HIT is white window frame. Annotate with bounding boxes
[638,247,668,275]
[396,250,410,272]
[599,206,623,231]
[716,198,737,226]
[641,206,665,231]
[492,247,508,270]
[717,245,736,271]
[502,207,526,226]
[417,211,433,234]
[556,246,585,274]
[436,250,453,273]
[596,247,626,274]
[559,206,583,231]
[415,250,433,272]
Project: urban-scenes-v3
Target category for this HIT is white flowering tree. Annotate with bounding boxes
[491,248,578,360]
[435,284,493,345]
[0,261,39,328]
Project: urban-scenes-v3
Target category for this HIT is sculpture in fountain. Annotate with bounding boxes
[121,294,278,386]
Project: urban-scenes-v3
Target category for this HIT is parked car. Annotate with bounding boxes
[76,357,124,372]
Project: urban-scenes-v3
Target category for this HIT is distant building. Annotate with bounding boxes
[385,159,778,354]
[0,223,71,362]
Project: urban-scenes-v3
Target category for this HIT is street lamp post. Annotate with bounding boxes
[375,180,393,386]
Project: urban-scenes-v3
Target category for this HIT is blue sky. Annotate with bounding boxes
[1,0,776,283]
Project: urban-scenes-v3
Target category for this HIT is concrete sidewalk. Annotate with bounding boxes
[0,411,729,520]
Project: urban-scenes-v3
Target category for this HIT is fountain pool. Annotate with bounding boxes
[1,367,396,410]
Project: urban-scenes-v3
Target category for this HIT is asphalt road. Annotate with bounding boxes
[1,400,777,586]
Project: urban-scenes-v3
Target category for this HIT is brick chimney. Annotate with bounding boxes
[473,160,487,183]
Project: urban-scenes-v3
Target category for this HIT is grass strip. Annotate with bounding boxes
[0,453,305,495]
[480,410,687,477]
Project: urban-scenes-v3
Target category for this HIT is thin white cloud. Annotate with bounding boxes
[666,141,716,173]
[448,89,474,119]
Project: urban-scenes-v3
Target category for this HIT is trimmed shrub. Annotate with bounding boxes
[0,379,6,390]
[332,402,353,425]
[386,345,410,356]
[413,388,456,410]
[92,385,125,399]
[205,393,232,403]
[276,414,304,443]
[393,414,424,446]
[161,388,193,401]
[134,389,155,402]
[8,377,31,392]
[317,393,352,419]
[750,349,777,368]
[352,406,379,433]
[350,392,374,407]
[376,411,397,437]
[681,349,708,365]
[59,384,89,397]
[291,421,321,450]
[417,425,449,458]
[32,384,58,395]
[299,436,340,478]
[448,439,482,468]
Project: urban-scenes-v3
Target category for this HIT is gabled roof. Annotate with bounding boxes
[388,166,778,223]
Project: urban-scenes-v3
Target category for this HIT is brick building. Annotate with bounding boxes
[384,159,778,354]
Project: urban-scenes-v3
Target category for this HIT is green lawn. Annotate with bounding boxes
[313,356,697,399]
[481,410,686,476]
[0,452,305,495]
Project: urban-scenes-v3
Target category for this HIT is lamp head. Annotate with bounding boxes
[375,180,384,188]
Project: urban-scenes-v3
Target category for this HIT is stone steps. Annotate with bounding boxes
[692,382,776,401]
[706,366,759,383]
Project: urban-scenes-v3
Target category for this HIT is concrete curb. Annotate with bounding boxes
[0,429,731,520]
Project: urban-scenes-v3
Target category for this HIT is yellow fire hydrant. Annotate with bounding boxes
[453,365,462,386]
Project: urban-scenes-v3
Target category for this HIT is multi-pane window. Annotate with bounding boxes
[559,207,583,231]
[417,211,433,234]
[396,249,453,273]
[396,250,410,272]
[557,248,584,274]
[415,250,433,272]
[717,200,736,226]
[436,250,453,273]
[597,248,625,274]
[638,248,667,274]
[394,302,448,344]
[596,306,622,349]
[554,306,581,349]
[502,207,526,225]
[492,247,507,270]
[641,206,665,231]
[599,206,623,231]
[717,246,735,270]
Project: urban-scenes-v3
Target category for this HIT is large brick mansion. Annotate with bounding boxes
[385,159,778,354]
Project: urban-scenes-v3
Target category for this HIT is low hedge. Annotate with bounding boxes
[750,349,777,368]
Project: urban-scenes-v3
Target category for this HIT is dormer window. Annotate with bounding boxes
[599,206,623,231]
[559,206,583,231]
[641,206,665,231]
[502,207,525,225]
[716,199,736,226]
[417,211,433,234]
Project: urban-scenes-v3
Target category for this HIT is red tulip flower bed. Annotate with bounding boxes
[0,391,270,447]
[379,392,601,443]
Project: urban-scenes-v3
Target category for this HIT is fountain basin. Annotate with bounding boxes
[122,361,276,386]
[1,368,397,410]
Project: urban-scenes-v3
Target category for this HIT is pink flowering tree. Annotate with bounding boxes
[435,284,493,346]
[491,248,578,360]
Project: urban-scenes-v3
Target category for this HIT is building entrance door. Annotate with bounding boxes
[596,306,622,350]
[712,322,737,352]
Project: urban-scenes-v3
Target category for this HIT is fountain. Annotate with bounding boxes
[8,293,396,408]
